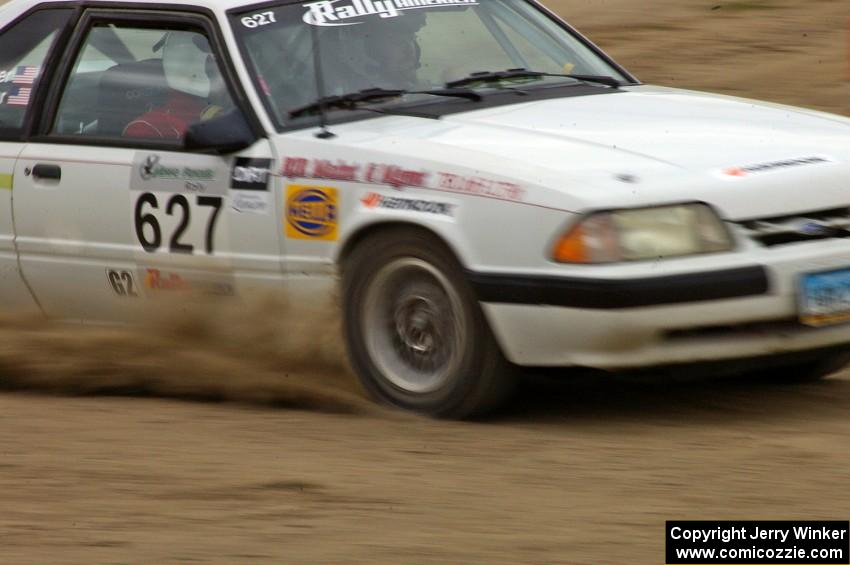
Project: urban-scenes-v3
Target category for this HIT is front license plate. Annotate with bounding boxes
[799,268,850,327]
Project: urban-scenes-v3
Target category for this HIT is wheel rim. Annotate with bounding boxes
[361,257,467,394]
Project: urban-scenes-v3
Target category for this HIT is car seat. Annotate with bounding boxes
[96,58,167,136]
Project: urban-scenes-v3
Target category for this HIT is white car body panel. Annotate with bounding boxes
[0,0,849,373]
[0,142,40,309]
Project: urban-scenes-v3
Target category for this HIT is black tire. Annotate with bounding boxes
[342,227,516,419]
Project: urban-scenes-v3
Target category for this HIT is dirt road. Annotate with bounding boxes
[4,376,850,564]
[2,1,850,563]
[558,0,849,115]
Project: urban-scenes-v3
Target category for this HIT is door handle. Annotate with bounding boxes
[32,164,61,181]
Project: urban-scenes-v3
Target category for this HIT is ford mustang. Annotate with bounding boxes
[1,0,849,418]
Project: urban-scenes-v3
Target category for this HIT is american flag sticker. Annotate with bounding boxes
[11,66,39,85]
[6,86,32,106]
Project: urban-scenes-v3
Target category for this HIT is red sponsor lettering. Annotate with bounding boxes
[282,157,524,202]
[365,163,428,188]
[437,172,524,201]
[144,269,191,291]
[361,192,383,208]
[313,159,359,181]
[281,157,308,178]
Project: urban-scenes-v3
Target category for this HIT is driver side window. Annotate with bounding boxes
[0,8,72,139]
[53,23,236,143]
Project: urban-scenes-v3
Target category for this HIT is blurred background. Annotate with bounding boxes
[1,0,848,563]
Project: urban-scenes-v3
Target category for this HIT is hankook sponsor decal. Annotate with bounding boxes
[720,156,834,179]
[303,0,478,27]
[281,157,525,202]
[361,192,455,216]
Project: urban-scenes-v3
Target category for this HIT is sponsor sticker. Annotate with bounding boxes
[132,153,226,195]
[361,192,455,216]
[280,157,525,202]
[303,0,478,27]
[0,174,12,190]
[141,268,234,296]
[436,172,524,201]
[719,155,834,179]
[286,185,339,241]
[144,268,192,292]
[230,158,273,214]
[231,190,271,215]
[231,158,272,190]
[364,163,428,188]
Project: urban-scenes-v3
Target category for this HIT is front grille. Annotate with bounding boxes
[735,206,850,247]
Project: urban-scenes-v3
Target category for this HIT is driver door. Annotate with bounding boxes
[14,9,277,322]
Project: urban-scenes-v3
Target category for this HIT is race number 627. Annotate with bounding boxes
[134,193,222,254]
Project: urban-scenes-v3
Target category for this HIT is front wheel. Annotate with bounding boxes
[342,228,515,419]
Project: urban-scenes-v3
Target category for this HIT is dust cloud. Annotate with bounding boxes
[0,295,376,415]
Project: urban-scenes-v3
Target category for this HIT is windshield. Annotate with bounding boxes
[230,0,630,130]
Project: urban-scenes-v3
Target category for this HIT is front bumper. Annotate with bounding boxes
[473,239,850,369]
[468,265,769,309]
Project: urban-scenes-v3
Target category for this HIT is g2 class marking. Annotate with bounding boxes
[106,269,138,297]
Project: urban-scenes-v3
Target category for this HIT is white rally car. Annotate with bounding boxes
[1,0,850,418]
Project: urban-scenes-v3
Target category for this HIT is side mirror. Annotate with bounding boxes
[184,109,258,154]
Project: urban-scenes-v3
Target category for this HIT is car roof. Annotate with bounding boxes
[0,0,266,21]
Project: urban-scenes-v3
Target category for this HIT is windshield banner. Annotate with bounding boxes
[303,0,478,27]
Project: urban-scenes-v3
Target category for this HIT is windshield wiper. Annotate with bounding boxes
[445,68,622,90]
[288,87,482,119]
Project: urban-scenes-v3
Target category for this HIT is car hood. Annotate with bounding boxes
[328,85,850,219]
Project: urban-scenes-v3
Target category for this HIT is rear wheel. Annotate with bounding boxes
[342,228,515,419]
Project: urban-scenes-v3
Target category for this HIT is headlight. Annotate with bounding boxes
[552,203,734,264]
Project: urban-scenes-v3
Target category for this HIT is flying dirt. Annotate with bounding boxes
[0,297,373,414]
[2,0,850,563]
